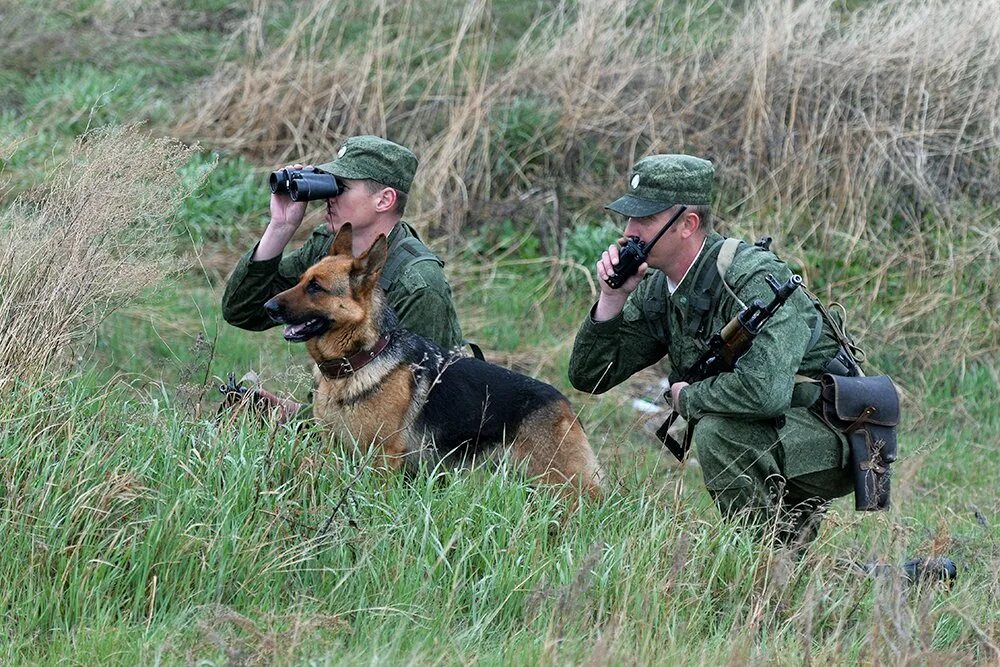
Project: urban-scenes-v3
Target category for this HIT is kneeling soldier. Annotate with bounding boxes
[569,154,857,546]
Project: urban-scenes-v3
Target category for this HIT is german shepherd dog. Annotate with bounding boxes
[264,224,603,499]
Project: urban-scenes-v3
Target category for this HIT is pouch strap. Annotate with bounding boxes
[845,405,877,434]
[465,340,485,361]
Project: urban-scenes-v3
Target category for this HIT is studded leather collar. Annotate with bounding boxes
[316,333,392,380]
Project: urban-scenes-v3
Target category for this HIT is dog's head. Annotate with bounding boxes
[264,223,388,342]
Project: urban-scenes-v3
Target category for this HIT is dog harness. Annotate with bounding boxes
[317,333,392,380]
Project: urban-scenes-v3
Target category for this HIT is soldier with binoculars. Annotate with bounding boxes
[221,135,464,420]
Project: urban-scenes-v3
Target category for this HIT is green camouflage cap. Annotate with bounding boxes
[606,154,714,217]
[316,135,418,193]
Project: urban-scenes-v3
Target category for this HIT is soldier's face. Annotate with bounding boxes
[325,179,378,232]
[624,209,680,269]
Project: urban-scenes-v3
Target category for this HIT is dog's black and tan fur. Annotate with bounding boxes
[264,224,603,498]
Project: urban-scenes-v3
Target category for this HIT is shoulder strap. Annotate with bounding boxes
[715,237,746,310]
[716,237,741,277]
[379,225,443,290]
[687,238,741,338]
[805,307,824,353]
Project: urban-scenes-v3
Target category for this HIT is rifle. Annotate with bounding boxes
[656,273,803,461]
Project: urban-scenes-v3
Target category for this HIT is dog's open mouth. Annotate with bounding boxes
[283,317,330,342]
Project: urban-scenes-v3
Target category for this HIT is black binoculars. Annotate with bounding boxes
[269,168,341,202]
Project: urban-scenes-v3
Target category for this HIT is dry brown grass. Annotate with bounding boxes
[0,125,202,388]
[175,0,999,369]
[178,0,1000,230]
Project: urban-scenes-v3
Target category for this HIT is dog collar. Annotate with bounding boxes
[317,333,392,380]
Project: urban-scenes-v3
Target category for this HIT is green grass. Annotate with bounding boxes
[5,262,998,665]
[176,152,268,249]
[3,370,994,664]
[26,179,985,663]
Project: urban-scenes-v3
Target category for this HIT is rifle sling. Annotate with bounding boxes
[689,237,823,354]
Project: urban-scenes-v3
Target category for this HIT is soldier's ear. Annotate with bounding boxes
[681,211,701,237]
[373,187,397,214]
[329,223,354,257]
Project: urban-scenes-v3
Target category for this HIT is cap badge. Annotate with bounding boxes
[630,174,641,190]
[337,145,348,158]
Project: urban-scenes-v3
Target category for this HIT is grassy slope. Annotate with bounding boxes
[1,1,997,664]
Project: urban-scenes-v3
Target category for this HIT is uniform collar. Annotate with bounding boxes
[383,220,420,262]
[386,220,422,252]
[669,231,724,305]
[667,236,708,294]
[386,221,406,249]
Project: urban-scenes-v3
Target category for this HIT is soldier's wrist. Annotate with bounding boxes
[254,220,298,261]
[266,217,302,236]
[593,293,628,322]
[586,303,623,331]
[245,242,282,273]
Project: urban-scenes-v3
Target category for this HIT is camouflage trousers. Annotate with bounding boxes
[693,407,853,545]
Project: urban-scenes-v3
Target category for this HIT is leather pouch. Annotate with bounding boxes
[820,374,899,511]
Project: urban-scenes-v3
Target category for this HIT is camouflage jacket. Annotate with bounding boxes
[568,231,845,421]
[222,222,464,350]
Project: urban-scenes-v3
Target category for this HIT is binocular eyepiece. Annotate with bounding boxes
[269,168,341,202]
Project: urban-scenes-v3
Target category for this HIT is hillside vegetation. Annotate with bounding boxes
[0,0,997,663]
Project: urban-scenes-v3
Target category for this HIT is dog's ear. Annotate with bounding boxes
[329,223,353,257]
[365,234,389,276]
[352,234,388,289]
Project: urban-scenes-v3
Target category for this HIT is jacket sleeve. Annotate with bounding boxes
[221,227,330,331]
[568,281,669,394]
[678,261,813,420]
[389,261,464,350]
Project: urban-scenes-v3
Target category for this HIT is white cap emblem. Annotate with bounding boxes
[337,145,348,158]
[630,174,641,189]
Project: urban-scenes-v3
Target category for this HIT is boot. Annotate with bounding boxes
[854,556,957,586]
[902,557,958,585]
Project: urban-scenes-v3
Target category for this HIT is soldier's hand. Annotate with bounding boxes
[669,382,689,412]
[269,163,309,229]
[252,164,311,262]
[592,238,647,322]
[597,238,647,296]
